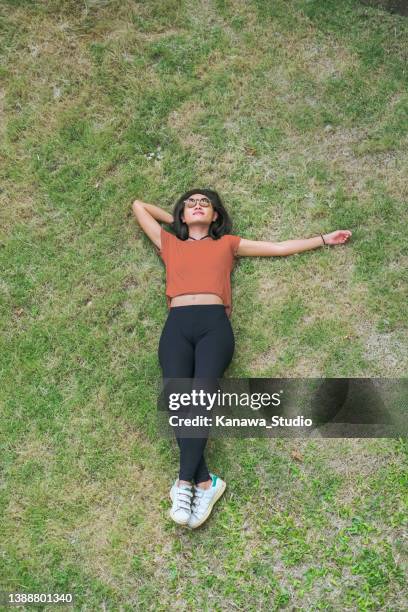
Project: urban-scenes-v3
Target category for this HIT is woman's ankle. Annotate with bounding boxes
[178,479,192,487]
[196,477,212,490]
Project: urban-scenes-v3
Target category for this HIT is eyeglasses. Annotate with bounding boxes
[184,197,212,208]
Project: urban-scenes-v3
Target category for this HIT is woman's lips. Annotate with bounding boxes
[193,211,204,215]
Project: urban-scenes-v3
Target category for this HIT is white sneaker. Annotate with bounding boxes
[169,479,194,525]
[188,473,226,529]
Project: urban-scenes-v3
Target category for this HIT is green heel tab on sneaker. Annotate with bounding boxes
[211,475,218,487]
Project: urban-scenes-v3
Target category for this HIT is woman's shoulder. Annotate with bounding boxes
[161,227,178,242]
[161,226,175,236]
[222,233,241,256]
[222,232,240,239]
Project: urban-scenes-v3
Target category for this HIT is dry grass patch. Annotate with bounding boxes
[65,477,165,587]
[286,354,327,377]
[305,438,397,477]
[0,86,5,136]
[24,424,176,588]
[166,99,209,154]
[10,434,56,466]
[246,245,368,375]
[0,188,37,237]
[301,126,407,201]
[2,8,94,131]
[300,38,359,82]
[356,321,408,376]
[185,0,246,42]
[0,1,164,141]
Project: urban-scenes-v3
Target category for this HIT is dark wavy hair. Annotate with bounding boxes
[169,189,233,240]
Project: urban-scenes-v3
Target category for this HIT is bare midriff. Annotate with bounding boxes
[170,293,224,307]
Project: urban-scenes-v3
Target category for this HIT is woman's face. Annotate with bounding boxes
[181,194,218,226]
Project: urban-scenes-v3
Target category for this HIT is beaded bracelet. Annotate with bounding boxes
[320,234,326,246]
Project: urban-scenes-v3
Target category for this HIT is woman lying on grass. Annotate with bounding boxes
[132,189,352,529]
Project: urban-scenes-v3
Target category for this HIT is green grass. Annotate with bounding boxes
[1,0,407,609]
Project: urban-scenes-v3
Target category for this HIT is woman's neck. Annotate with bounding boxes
[187,228,210,240]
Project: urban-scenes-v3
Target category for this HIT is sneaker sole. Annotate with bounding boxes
[188,480,226,529]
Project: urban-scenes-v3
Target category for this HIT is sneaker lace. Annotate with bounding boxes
[175,486,193,511]
[191,487,206,514]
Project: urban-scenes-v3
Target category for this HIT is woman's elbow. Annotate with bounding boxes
[131,202,145,224]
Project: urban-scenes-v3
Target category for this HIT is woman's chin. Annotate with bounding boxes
[188,219,210,227]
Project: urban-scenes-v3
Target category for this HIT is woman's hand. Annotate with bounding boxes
[322,230,352,246]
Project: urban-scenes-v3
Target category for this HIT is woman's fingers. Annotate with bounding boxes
[331,230,351,244]
[324,229,352,245]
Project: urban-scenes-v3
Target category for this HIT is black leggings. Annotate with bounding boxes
[158,304,235,483]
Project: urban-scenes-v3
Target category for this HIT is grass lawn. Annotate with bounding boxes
[1,0,407,609]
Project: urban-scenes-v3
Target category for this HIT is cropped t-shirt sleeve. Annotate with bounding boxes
[159,227,172,262]
[229,234,241,257]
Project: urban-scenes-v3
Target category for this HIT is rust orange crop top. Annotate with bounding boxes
[157,227,241,318]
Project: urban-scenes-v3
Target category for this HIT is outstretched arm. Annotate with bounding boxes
[131,199,174,250]
[236,230,352,257]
